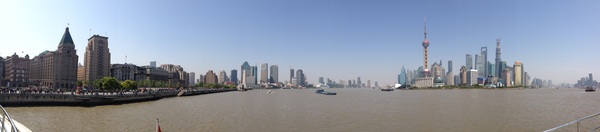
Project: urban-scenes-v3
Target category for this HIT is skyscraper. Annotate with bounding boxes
[189,72,195,86]
[290,68,294,84]
[230,69,238,84]
[480,47,488,77]
[84,34,111,85]
[269,65,278,83]
[466,54,473,70]
[422,17,430,71]
[514,61,522,86]
[447,60,453,74]
[357,77,362,88]
[589,73,594,86]
[295,69,304,86]
[204,70,218,84]
[475,54,484,77]
[260,63,268,83]
[240,61,251,84]
[252,66,258,84]
[399,66,407,85]
[218,70,227,84]
[495,38,502,78]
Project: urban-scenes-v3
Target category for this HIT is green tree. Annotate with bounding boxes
[76,80,83,87]
[98,77,121,90]
[121,80,138,90]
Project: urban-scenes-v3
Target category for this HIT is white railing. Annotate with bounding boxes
[0,105,18,132]
[545,112,600,132]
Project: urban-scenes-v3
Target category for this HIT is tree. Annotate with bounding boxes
[76,81,83,87]
[98,77,121,90]
[121,80,138,90]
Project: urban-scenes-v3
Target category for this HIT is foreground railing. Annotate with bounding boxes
[545,112,600,132]
[0,105,18,132]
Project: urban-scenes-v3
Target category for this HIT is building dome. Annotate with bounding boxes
[422,39,429,48]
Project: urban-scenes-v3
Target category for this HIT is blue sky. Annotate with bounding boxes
[1,0,599,85]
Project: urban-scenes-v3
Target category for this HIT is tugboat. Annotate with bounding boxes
[585,87,595,92]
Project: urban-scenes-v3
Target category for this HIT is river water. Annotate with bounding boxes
[5,88,600,132]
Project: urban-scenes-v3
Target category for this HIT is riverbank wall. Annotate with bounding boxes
[0,88,236,107]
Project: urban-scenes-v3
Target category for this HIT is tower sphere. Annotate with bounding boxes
[422,39,429,48]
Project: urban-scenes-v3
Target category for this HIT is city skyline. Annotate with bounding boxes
[1,0,599,85]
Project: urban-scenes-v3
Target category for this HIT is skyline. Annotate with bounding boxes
[1,0,599,85]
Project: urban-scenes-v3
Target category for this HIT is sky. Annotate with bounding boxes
[1,0,599,86]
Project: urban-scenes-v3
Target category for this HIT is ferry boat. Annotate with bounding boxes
[585,87,595,92]
[1,105,32,132]
[315,89,336,95]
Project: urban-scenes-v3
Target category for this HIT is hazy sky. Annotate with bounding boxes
[1,0,599,85]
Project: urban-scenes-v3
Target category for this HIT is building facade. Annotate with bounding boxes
[230,69,238,84]
[514,61,522,86]
[83,35,111,85]
[189,72,195,86]
[466,69,478,86]
[269,65,278,83]
[204,70,218,84]
[3,53,29,87]
[29,27,79,89]
[260,63,268,83]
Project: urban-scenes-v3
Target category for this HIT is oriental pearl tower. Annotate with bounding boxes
[422,17,430,77]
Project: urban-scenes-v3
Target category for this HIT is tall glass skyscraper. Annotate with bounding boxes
[466,54,473,70]
[399,66,407,85]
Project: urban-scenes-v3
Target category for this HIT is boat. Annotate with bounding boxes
[585,87,595,92]
[315,89,336,95]
[322,91,337,95]
[381,88,394,91]
[267,90,273,94]
[316,89,325,94]
[317,84,330,88]
[1,105,32,132]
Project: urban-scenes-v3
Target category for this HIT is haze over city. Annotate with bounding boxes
[1,0,599,85]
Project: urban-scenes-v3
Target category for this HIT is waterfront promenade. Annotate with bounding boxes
[0,87,236,106]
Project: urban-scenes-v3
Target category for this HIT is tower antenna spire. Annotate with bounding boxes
[424,16,427,39]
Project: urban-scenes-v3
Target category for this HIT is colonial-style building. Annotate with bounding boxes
[29,27,79,88]
[83,35,111,84]
[3,53,30,87]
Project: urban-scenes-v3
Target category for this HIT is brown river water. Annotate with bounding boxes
[5,88,600,132]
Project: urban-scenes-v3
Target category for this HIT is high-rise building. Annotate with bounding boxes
[495,38,502,78]
[589,73,594,86]
[260,63,268,83]
[269,65,278,83]
[204,70,218,84]
[198,74,205,84]
[466,69,478,86]
[230,69,238,84]
[318,77,324,84]
[252,66,258,84]
[460,66,467,85]
[514,61,522,86]
[487,61,494,78]
[480,47,488,77]
[3,53,29,87]
[240,62,251,84]
[29,27,79,89]
[422,17,430,72]
[84,34,111,85]
[290,68,295,84]
[150,61,156,68]
[399,66,407,85]
[357,77,362,88]
[295,69,304,86]
[466,54,473,70]
[189,72,195,86]
[475,54,484,77]
[218,70,227,84]
[447,60,453,73]
[367,80,371,88]
[502,68,512,87]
